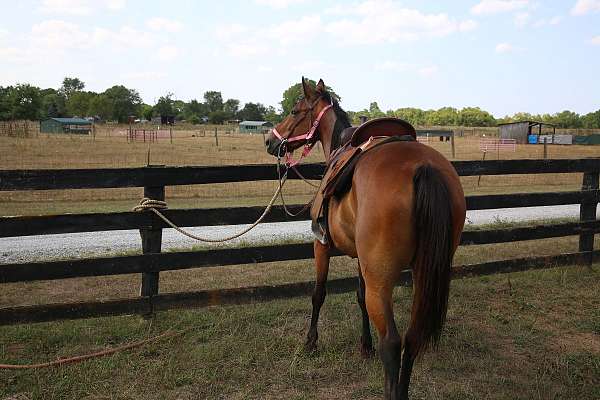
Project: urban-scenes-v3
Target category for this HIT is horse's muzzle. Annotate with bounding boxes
[265,135,284,156]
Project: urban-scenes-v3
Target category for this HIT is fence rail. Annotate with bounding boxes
[1,158,599,325]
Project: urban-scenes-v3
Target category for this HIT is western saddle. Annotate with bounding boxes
[310,117,417,244]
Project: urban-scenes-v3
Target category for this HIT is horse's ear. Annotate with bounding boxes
[316,79,325,94]
[301,76,315,99]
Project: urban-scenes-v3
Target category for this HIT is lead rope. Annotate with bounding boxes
[133,174,287,243]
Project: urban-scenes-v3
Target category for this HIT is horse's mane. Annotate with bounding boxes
[321,90,352,150]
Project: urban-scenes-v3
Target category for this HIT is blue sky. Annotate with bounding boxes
[0,0,599,117]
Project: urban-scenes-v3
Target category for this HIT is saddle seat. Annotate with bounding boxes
[310,117,417,244]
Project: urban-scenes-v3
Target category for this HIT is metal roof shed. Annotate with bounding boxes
[239,121,273,134]
[40,118,93,135]
[498,121,556,144]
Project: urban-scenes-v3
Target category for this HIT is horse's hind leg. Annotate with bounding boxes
[398,329,416,399]
[357,263,374,358]
[305,240,330,352]
[365,286,402,400]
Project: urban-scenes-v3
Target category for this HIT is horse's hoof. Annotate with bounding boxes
[304,339,317,353]
[360,344,375,359]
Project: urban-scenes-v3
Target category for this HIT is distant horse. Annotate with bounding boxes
[265,78,466,400]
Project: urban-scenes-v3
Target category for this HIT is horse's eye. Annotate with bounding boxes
[291,110,298,116]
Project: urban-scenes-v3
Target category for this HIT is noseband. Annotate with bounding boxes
[272,98,333,167]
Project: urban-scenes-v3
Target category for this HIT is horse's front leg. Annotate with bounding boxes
[357,263,374,358]
[305,240,330,352]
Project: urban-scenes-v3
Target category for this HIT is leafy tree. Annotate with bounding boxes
[40,89,66,118]
[154,93,175,117]
[551,110,582,129]
[223,98,240,119]
[237,102,267,121]
[8,84,42,120]
[173,100,186,120]
[141,104,154,121]
[280,79,341,115]
[426,107,459,126]
[0,86,12,120]
[368,102,385,118]
[184,99,208,120]
[264,106,282,124]
[203,91,223,114]
[66,91,94,117]
[393,107,427,126]
[60,77,85,99]
[88,94,113,121]
[458,107,496,127]
[582,110,600,129]
[208,110,229,124]
[102,85,142,123]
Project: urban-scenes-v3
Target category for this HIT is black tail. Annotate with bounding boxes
[409,164,454,357]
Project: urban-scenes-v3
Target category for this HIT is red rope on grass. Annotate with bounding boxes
[0,330,182,370]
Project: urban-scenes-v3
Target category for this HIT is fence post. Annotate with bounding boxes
[140,184,165,298]
[579,171,599,265]
[451,132,456,158]
[214,127,219,146]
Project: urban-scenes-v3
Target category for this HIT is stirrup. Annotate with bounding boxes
[311,218,328,245]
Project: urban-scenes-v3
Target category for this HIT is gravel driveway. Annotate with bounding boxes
[1,204,596,264]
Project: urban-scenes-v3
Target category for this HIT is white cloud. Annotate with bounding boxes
[215,15,321,57]
[157,46,181,61]
[31,20,91,50]
[255,0,307,8]
[495,42,514,53]
[591,36,600,45]
[471,0,529,15]
[39,0,126,15]
[266,15,321,46]
[514,12,530,27]
[146,17,183,33]
[571,0,600,16]
[418,65,439,77]
[459,19,479,32]
[325,1,475,44]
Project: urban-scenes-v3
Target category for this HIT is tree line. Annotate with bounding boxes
[353,102,600,129]
[1,77,599,129]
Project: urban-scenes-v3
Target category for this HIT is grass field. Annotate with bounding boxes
[1,264,598,400]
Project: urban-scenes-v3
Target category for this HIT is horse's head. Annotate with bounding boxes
[265,77,332,158]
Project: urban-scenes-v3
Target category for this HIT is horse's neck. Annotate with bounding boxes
[319,111,343,163]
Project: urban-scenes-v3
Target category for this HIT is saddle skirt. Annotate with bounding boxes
[310,117,416,244]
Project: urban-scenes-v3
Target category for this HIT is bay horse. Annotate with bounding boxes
[265,78,466,400]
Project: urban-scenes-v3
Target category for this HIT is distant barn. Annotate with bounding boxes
[239,121,273,134]
[499,121,556,144]
[40,118,92,135]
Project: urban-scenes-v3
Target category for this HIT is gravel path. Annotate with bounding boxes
[0,205,597,264]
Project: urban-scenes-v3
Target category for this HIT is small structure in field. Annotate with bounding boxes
[40,117,92,135]
[498,121,556,144]
[239,120,273,134]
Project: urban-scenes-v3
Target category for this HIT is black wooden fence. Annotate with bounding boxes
[0,159,599,325]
